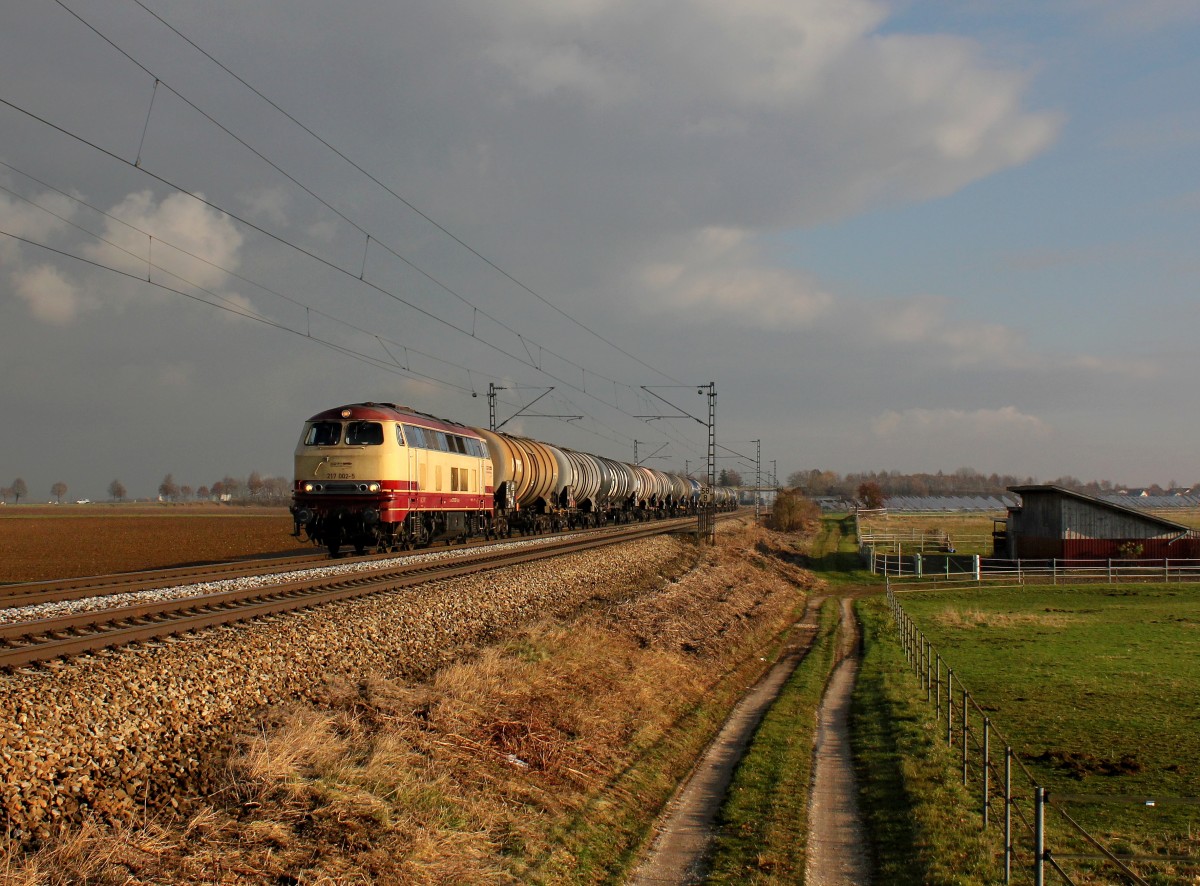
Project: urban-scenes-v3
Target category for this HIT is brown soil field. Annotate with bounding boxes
[0,504,306,583]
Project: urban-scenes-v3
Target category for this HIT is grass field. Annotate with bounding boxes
[895,583,1200,883]
[858,512,1001,556]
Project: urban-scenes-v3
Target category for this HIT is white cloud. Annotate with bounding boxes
[0,188,80,263]
[11,264,84,324]
[81,190,243,295]
[872,406,1051,439]
[634,226,834,328]
[863,295,1026,367]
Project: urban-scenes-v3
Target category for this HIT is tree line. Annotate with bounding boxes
[782,467,1191,499]
[0,473,291,505]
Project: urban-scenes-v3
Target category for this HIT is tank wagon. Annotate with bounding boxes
[291,402,737,555]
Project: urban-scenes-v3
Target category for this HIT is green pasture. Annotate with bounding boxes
[897,583,1200,877]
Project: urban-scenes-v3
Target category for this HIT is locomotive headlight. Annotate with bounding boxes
[303,482,315,493]
[367,482,381,493]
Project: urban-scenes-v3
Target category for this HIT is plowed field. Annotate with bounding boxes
[0,505,305,583]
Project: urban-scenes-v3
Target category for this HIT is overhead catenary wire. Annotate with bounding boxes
[1,90,704,457]
[3,7,717,462]
[2,164,659,454]
[125,0,684,388]
[47,0,680,410]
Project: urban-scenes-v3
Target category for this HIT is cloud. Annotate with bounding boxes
[81,190,243,295]
[872,406,1051,439]
[863,295,1026,367]
[458,0,1060,232]
[238,186,291,226]
[11,263,84,324]
[0,187,80,262]
[633,226,834,328]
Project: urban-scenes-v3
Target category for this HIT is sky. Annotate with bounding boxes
[2,0,1199,501]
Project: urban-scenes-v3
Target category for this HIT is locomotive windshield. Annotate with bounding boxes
[345,421,384,445]
[304,422,342,446]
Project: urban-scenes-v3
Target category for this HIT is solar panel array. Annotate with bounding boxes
[1100,494,1200,510]
[882,495,1017,512]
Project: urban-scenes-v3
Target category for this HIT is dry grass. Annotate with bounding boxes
[1,522,818,885]
[933,606,1081,630]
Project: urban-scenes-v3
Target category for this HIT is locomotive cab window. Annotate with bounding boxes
[304,422,342,446]
[345,421,384,445]
[403,425,427,449]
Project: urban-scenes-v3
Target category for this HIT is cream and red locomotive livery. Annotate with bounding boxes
[292,402,738,555]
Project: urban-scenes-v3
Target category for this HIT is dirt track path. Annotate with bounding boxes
[628,596,826,886]
[804,596,871,885]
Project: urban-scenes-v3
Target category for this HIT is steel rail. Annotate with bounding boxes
[0,517,700,670]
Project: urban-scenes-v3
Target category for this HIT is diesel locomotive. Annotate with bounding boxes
[291,402,738,555]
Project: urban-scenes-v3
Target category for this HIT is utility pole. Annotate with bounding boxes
[637,382,716,543]
[752,439,761,520]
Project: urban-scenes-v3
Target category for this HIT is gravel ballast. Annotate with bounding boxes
[0,536,691,842]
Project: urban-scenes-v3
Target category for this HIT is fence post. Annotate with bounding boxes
[974,553,981,582]
[1166,557,1170,582]
[1107,558,1112,583]
[1034,787,1046,886]
[946,669,954,745]
[983,718,991,828]
[1004,748,1013,884]
[1051,558,1057,585]
[925,640,932,703]
[914,552,922,578]
[961,688,969,785]
[935,656,942,721]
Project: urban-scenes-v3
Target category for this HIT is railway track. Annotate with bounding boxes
[0,517,704,670]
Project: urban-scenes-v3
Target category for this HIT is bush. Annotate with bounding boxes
[767,490,820,533]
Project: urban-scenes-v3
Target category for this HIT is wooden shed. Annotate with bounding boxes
[996,485,1200,560]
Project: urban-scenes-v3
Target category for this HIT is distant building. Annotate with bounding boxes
[996,485,1200,560]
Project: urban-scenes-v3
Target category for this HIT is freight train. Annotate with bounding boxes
[291,402,738,555]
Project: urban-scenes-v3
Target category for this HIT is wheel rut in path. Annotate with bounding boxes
[628,595,826,886]
[804,595,870,885]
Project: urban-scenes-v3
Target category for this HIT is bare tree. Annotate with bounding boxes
[0,486,11,503]
[108,479,127,502]
[11,478,28,504]
[716,468,743,487]
[51,481,68,504]
[247,471,264,498]
[180,485,194,501]
[158,473,180,502]
[196,485,210,500]
[857,481,885,510]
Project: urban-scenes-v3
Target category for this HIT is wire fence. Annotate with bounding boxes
[885,582,1199,885]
